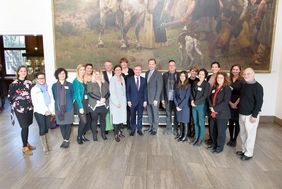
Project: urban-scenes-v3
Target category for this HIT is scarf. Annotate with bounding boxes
[57,81,66,121]
[37,83,51,107]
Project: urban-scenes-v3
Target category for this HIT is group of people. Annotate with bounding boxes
[8,58,263,161]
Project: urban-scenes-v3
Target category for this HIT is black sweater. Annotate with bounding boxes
[239,82,263,118]
[191,80,210,105]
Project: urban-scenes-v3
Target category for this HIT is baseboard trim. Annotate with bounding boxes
[274,116,282,126]
[260,116,275,123]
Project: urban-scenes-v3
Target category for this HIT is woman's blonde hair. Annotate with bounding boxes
[76,64,85,82]
[92,70,105,83]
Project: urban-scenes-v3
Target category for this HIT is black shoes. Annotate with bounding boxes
[60,141,69,148]
[93,136,98,141]
[227,140,236,147]
[130,131,135,136]
[241,155,252,161]
[115,135,120,142]
[77,136,83,144]
[137,130,143,136]
[236,151,244,156]
[150,131,157,135]
[102,134,108,140]
[82,135,89,142]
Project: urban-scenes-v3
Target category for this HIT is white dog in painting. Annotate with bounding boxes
[183,35,203,66]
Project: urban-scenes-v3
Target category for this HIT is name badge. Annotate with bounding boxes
[84,94,88,99]
[64,86,69,89]
[212,89,215,94]
[197,87,202,91]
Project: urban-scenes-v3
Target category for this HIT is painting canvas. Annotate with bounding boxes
[54,0,276,72]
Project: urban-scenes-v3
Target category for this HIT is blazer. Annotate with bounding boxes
[161,71,178,102]
[126,76,147,107]
[52,81,74,112]
[208,86,231,119]
[145,69,163,104]
[87,82,110,109]
[191,80,210,105]
[103,71,114,84]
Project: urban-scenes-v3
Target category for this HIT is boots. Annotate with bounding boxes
[27,143,36,150]
[22,146,33,155]
[181,124,188,142]
[177,124,184,141]
[40,135,48,153]
[45,133,51,151]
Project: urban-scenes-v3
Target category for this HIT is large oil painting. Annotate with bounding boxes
[54,0,276,71]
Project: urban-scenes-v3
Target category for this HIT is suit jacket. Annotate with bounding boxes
[208,86,231,119]
[145,69,163,104]
[161,71,178,102]
[103,71,114,84]
[126,76,147,107]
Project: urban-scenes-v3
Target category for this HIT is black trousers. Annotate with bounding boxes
[84,113,92,134]
[34,112,50,136]
[15,110,33,147]
[60,124,71,140]
[90,106,107,137]
[21,127,29,147]
[210,118,228,151]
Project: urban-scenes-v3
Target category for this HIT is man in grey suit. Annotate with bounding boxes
[145,58,163,135]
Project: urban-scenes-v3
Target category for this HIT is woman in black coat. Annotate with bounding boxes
[208,72,231,153]
[228,64,244,147]
[174,71,191,142]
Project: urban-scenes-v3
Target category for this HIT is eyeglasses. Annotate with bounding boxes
[37,77,45,80]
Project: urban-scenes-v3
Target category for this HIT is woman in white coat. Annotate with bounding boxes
[31,72,51,153]
[109,65,127,142]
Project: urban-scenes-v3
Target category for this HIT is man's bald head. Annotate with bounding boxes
[243,67,255,82]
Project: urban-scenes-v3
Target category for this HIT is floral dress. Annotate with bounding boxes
[8,79,33,127]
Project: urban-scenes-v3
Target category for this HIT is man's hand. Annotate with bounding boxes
[153,100,158,107]
[128,101,132,108]
[250,116,257,123]
[161,100,166,108]
[79,108,84,114]
[143,101,147,108]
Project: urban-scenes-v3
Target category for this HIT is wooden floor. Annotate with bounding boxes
[1,109,282,189]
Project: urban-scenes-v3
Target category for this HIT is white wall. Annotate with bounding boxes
[0,0,282,117]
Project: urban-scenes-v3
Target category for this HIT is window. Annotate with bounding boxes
[2,35,26,75]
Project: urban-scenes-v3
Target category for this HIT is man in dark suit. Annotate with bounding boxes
[161,60,178,135]
[145,58,163,135]
[103,60,114,83]
[126,65,147,136]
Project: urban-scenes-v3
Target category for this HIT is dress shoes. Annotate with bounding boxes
[236,151,244,156]
[130,131,135,136]
[137,130,143,136]
[241,155,252,161]
[82,135,90,142]
[101,134,108,140]
[77,136,83,144]
[115,135,120,142]
[205,139,213,145]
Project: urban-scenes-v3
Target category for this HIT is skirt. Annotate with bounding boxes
[15,110,33,128]
[55,108,74,125]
